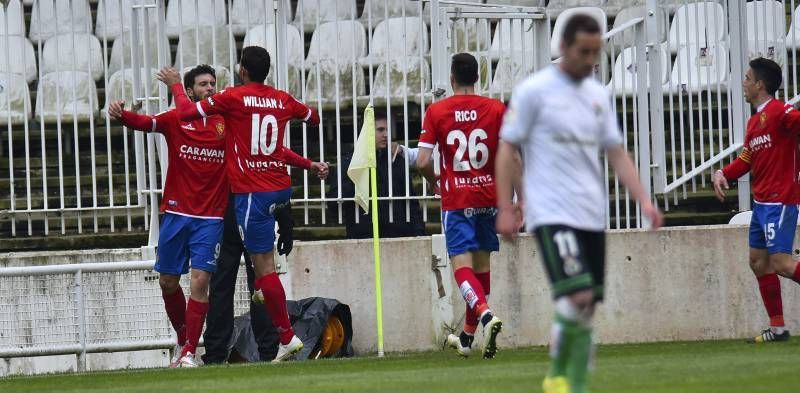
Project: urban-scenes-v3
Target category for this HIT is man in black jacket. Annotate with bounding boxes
[327,108,426,239]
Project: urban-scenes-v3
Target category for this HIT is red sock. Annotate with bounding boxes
[476,271,491,297]
[454,267,489,318]
[792,263,800,284]
[757,273,784,327]
[183,298,208,356]
[256,273,295,345]
[465,271,491,333]
[162,289,187,345]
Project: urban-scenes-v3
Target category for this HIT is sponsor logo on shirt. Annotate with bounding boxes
[463,207,497,218]
[454,174,495,187]
[243,96,285,109]
[243,159,286,171]
[181,123,196,131]
[179,144,225,163]
[749,134,772,152]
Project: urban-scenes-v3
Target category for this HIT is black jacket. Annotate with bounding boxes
[327,149,426,239]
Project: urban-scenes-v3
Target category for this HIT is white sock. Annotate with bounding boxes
[771,326,785,335]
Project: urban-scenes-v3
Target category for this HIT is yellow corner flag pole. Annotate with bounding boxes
[346,105,384,357]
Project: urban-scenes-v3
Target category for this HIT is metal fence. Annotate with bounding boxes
[0,259,253,370]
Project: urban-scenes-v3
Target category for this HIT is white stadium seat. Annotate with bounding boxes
[609,6,667,52]
[786,5,800,49]
[294,0,358,33]
[29,0,93,43]
[450,18,491,54]
[547,0,606,17]
[489,18,537,61]
[607,44,669,97]
[108,31,172,78]
[370,57,431,104]
[490,56,536,96]
[42,34,104,81]
[165,0,227,38]
[103,68,160,115]
[0,73,32,125]
[0,35,37,83]
[484,0,544,6]
[95,0,164,42]
[174,26,235,70]
[360,0,421,28]
[666,43,728,95]
[304,61,366,108]
[360,17,429,67]
[746,1,786,65]
[668,1,726,53]
[0,0,25,36]
[265,65,303,98]
[728,211,752,225]
[550,7,607,59]
[305,21,367,68]
[35,71,98,123]
[230,0,291,35]
[242,23,304,67]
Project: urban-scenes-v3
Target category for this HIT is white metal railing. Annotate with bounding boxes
[0,259,253,370]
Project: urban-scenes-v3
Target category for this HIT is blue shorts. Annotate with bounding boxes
[155,213,223,275]
[235,188,292,254]
[749,202,798,255]
[442,208,500,258]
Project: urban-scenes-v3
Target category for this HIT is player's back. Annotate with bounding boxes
[420,94,505,210]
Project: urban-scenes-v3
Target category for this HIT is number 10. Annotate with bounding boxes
[251,114,278,155]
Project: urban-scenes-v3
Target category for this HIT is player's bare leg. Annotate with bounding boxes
[159,274,186,367]
[251,251,303,362]
[449,252,502,359]
[178,269,211,367]
[544,289,595,393]
[748,248,790,343]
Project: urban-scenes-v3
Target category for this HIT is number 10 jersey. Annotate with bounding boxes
[419,95,506,211]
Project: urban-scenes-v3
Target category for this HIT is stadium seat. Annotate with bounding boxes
[108,30,172,78]
[0,0,25,36]
[360,0,421,28]
[29,0,93,43]
[666,43,728,95]
[484,0,544,6]
[550,7,607,58]
[547,0,606,17]
[608,6,667,52]
[174,26,235,70]
[0,35,37,83]
[607,44,669,97]
[95,0,164,42]
[0,73,32,125]
[230,0,291,35]
[728,211,752,225]
[103,68,160,115]
[242,23,304,67]
[304,61,366,109]
[359,17,429,67]
[370,57,431,104]
[746,1,786,65]
[422,0,481,24]
[293,0,358,33]
[668,2,726,53]
[489,18,537,61]
[489,56,536,96]
[35,71,99,123]
[165,0,227,38]
[450,18,491,54]
[42,34,105,81]
[305,21,367,69]
[265,65,302,98]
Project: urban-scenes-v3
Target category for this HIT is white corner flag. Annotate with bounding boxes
[347,105,376,213]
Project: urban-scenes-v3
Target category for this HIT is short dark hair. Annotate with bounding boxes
[451,53,479,86]
[562,14,601,46]
[372,107,396,130]
[749,57,782,96]
[240,46,270,83]
[183,64,216,89]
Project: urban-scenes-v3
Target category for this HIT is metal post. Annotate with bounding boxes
[634,25,651,228]
[274,0,289,91]
[429,0,449,98]
[727,0,750,211]
[646,0,666,194]
[75,270,87,372]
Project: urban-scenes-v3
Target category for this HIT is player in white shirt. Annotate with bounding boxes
[494,14,663,393]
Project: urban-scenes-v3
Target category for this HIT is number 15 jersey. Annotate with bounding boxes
[419,95,505,211]
[186,83,319,193]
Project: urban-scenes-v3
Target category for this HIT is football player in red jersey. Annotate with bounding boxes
[159,46,327,362]
[713,58,800,343]
[416,53,506,359]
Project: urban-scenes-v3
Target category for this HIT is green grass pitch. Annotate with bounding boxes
[2,340,800,392]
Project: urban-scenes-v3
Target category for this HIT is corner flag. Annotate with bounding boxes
[347,105,385,357]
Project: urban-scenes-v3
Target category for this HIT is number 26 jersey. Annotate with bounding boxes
[419,95,506,211]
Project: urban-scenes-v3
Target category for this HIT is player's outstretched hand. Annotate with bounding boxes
[496,204,522,240]
[156,67,181,87]
[310,162,329,180]
[107,100,125,120]
[712,169,729,202]
[642,202,664,231]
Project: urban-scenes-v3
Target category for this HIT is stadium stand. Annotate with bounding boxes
[42,33,105,81]
[0,0,25,36]
[489,19,536,61]
[96,0,165,42]
[787,5,800,49]
[0,73,32,125]
[243,23,304,66]
[294,0,358,32]
[745,0,786,65]
[490,56,535,96]
[35,71,99,123]
[305,20,367,68]
[360,0,420,28]
[450,18,491,53]
[485,0,545,6]
[230,0,291,35]
[550,7,608,58]
[359,17,429,67]
[608,6,667,52]
[29,0,93,43]
[0,35,37,83]
[667,1,726,53]
[173,26,235,69]
[369,57,431,104]
[108,30,172,77]
[103,67,161,114]
[607,44,669,97]
[165,0,227,38]
[667,43,728,94]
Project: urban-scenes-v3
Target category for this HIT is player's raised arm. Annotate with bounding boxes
[288,96,320,126]
[108,100,176,134]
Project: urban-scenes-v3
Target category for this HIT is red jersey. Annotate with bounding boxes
[419,95,506,210]
[722,99,800,203]
[172,83,320,193]
[119,109,228,218]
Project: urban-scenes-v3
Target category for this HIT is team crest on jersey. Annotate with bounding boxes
[215,122,225,137]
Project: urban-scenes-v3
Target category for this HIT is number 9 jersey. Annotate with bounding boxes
[419,95,506,210]
[191,84,320,193]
